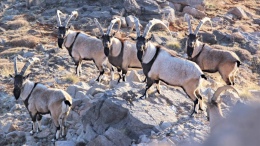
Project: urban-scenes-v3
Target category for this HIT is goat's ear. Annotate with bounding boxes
[23,74,30,80]
[185,32,189,36]
[66,26,71,30]
[147,35,153,41]
[129,36,136,41]
[197,35,202,41]
[111,32,116,37]
[55,26,58,29]
[96,36,101,39]
[9,74,14,78]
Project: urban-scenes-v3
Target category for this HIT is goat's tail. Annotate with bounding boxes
[201,74,207,80]
[236,61,241,67]
[62,100,72,114]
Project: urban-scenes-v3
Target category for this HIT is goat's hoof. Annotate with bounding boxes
[139,96,146,100]
[29,130,34,135]
[51,138,56,143]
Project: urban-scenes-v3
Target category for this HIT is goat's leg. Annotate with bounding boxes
[51,119,61,141]
[140,77,154,99]
[36,114,42,132]
[110,66,115,80]
[117,68,122,83]
[122,69,127,82]
[183,86,199,116]
[155,80,161,94]
[96,69,105,82]
[30,114,37,135]
[195,90,204,111]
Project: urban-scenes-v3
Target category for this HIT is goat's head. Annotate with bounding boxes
[132,17,171,61]
[206,85,239,121]
[184,14,211,58]
[94,18,121,56]
[56,10,78,49]
[9,57,38,100]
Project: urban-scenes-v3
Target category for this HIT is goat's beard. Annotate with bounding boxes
[137,50,143,62]
[187,46,194,58]
[58,38,64,49]
[104,47,109,56]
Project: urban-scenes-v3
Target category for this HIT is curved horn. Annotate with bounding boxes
[143,19,172,38]
[212,85,239,102]
[20,58,40,75]
[94,18,104,35]
[194,17,212,35]
[13,57,18,75]
[57,10,63,27]
[65,11,78,27]
[134,16,141,37]
[107,17,121,35]
[184,13,193,34]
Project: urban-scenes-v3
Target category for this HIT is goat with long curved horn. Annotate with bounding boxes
[20,58,40,75]
[207,85,239,130]
[14,57,18,75]
[194,17,212,35]
[106,17,121,35]
[185,13,240,85]
[184,13,193,34]
[132,17,207,116]
[94,18,104,35]
[57,10,63,27]
[134,17,141,37]
[212,85,239,102]
[95,17,142,82]
[65,11,78,27]
[143,18,172,38]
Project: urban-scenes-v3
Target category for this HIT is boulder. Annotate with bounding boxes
[126,70,141,82]
[55,141,76,146]
[103,127,132,146]
[183,6,206,19]
[123,0,140,14]
[198,32,217,44]
[88,135,114,146]
[228,7,248,19]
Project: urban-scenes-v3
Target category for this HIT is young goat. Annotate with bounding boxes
[206,85,239,130]
[56,10,109,82]
[9,57,72,141]
[94,18,142,82]
[184,14,241,85]
[132,17,207,116]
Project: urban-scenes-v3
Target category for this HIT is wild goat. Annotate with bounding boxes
[184,14,241,85]
[9,57,72,141]
[56,10,109,81]
[132,17,207,115]
[206,85,239,130]
[94,18,142,82]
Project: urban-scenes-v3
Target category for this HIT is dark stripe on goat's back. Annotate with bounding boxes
[236,61,241,67]
[142,46,161,77]
[108,38,124,69]
[67,32,80,58]
[64,100,72,106]
[24,83,38,111]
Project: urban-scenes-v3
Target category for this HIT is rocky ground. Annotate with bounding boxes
[0,0,259,146]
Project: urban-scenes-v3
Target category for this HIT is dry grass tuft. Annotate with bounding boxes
[64,74,79,84]
[7,36,39,48]
[7,19,30,30]
[166,41,181,52]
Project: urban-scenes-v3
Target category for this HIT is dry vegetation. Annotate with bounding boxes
[63,74,80,84]
[6,19,30,30]
[7,35,40,48]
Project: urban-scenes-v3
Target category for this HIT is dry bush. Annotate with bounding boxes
[7,36,39,48]
[166,41,181,52]
[64,74,79,84]
[6,19,30,30]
